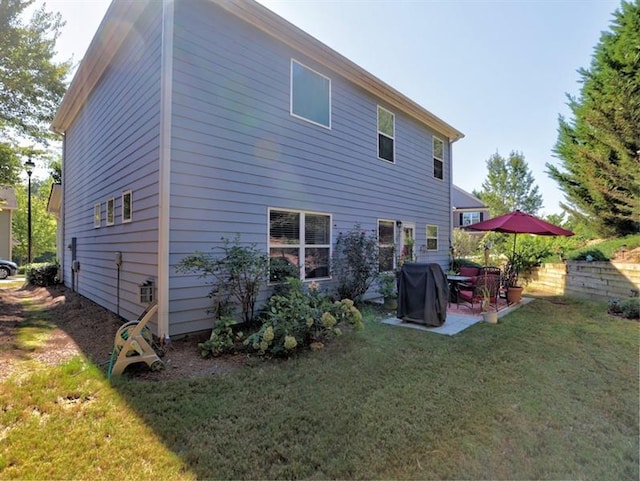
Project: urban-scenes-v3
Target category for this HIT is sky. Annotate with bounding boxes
[38,0,621,215]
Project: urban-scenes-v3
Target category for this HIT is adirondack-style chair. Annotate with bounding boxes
[107,301,164,378]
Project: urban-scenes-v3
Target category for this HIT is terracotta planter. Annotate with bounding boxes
[507,286,524,304]
[483,310,498,324]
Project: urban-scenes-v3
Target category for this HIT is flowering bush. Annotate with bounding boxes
[246,278,363,357]
[331,225,379,301]
[198,317,244,358]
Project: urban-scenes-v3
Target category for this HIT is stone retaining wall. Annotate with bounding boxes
[524,261,640,300]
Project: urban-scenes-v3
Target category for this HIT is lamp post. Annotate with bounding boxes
[24,157,35,264]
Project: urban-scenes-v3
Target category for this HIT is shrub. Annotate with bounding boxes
[570,249,608,262]
[620,298,639,320]
[246,278,363,357]
[450,258,483,273]
[177,236,269,323]
[377,272,397,299]
[25,262,59,286]
[332,225,379,301]
[608,297,639,320]
[198,317,245,358]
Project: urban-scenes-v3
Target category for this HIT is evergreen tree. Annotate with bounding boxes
[547,1,640,237]
[474,151,543,216]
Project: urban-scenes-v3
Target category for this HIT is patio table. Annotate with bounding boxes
[446,275,472,304]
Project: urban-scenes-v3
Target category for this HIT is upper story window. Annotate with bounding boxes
[378,219,395,271]
[462,211,481,226]
[269,208,331,282]
[290,60,331,129]
[426,225,438,251]
[106,197,115,226]
[122,190,132,223]
[377,106,395,163]
[433,137,444,180]
[94,203,101,228]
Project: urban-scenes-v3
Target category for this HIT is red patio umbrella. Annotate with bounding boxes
[465,209,574,257]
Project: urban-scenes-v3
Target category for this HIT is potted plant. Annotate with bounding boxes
[377,271,398,310]
[479,285,498,324]
[505,252,525,304]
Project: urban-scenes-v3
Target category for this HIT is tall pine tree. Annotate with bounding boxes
[547,1,640,237]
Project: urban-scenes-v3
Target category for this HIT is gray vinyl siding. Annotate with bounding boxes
[168,0,452,334]
[62,3,162,323]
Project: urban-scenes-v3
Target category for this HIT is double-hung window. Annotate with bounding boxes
[378,219,395,271]
[290,60,331,128]
[377,106,395,162]
[433,137,444,180]
[268,209,331,281]
[426,225,438,251]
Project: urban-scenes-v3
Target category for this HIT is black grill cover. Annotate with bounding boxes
[397,263,449,327]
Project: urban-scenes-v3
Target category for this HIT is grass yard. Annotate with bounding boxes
[1,294,638,480]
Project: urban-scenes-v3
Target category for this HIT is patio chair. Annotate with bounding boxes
[107,301,164,378]
[457,274,501,313]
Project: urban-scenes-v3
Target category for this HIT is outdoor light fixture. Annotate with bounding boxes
[24,156,35,264]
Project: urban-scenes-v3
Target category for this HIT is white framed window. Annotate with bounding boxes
[122,190,132,223]
[106,197,115,226]
[426,224,438,251]
[378,219,396,272]
[433,137,444,180]
[462,211,481,226]
[290,59,331,129]
[94,203,101,228]
[268,208,331,282]
[377,106,395,163]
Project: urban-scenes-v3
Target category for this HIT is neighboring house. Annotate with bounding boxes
[51,0,464,338]
[452,185,490,232]
[0,186,18,260]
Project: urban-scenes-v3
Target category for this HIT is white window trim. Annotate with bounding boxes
[94,203,101,228]
[426,224,439,251]
[290,59,332,130]
[433,136,445,181]
[377,105,395,163]
[267,207,332,282]
[122,190,132,224]
[106,197,115,226]
[377,218,396,271]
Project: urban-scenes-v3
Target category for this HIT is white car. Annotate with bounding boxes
[0,260,18,279]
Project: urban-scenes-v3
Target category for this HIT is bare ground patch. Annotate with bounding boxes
[0,285,247,381]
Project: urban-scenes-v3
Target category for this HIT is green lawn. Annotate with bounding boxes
[1,295,638,480]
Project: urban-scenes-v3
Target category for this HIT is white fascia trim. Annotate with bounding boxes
[157,0,174,343]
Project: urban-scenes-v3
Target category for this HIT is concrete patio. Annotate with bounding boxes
[382,297,534,336]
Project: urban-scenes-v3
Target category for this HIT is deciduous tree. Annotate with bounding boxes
[473,151,543,216]
[0,0,70,144]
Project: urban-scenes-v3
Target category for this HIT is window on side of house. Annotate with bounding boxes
[106,197,115,226]
[122,190,132,223]
[433,137,444,180]
[94,203,101,228]
[378,219,395,272]
[290,59,331,128]
[426,224,438,251]
[268,208,331,282]
[462,211,481,226]
[377,106,395,163]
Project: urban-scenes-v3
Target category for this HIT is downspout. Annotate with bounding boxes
[157,0,174,344]
[449,140,454,267]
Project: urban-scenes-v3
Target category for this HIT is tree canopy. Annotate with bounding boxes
[547,1,640,237]
[0,0,70,145]
[473,150,543,216]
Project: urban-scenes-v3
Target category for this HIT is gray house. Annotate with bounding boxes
[52,0,464,339]
[452,185,490,231]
